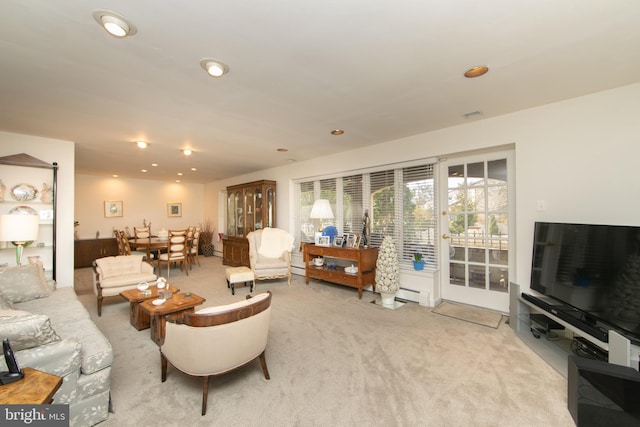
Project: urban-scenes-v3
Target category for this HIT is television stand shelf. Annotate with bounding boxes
[303,244,378,299]
[510,282,640,377]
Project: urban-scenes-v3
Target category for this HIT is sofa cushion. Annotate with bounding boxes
[96,255,145,278]
[17,287,90,325]
[0,290,14,309]
[0,309,61,351]
[0,262,52,303]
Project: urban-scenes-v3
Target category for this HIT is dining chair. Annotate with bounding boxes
[134,226,151,239]
[157,229,189,277]
[114,229,128,255]
[188,228,201,269]
[121,230,153,260]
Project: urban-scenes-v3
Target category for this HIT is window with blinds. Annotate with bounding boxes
[294,160,438,269]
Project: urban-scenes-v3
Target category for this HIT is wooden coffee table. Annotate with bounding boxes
[120,285,180,330]
[0,367,62,404]
[140,292,205,345]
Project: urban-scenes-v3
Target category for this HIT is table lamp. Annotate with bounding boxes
[0,214,40,265]
[309,199,334,233]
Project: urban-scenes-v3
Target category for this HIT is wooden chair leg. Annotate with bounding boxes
[161,353,168,382]
[97,295,103,317]
[201,376,209,415]
[259,351,271,380]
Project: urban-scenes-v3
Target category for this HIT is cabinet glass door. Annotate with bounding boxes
[254,188,263,230]
[266,187,275,228]
[234,191,243,236]
[227,193,237,237]
[244,188,255,234]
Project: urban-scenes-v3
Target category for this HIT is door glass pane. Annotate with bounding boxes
[235,192,243,236]
[468,187,485,212]
[489,266,508,292]
[488,159,507,184]
[469,265,486,288]
[450,262,465,286]
[467,162,484,187]
[227,194,236,237]
[469,247,485,263]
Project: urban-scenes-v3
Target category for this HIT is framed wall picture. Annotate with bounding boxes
[104,200,123,218]
[167,202,182,217]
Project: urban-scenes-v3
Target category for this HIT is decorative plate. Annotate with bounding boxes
[152,299,166,306]
[10,183,38,202]
[9,205,38,215]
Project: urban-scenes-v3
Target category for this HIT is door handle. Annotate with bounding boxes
[442,234,450,240]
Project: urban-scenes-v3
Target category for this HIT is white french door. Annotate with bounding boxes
[439,150,514,313]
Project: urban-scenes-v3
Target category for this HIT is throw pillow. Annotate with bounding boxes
[0,290,15,309]
[0,262,52,303]
[0,309,61,351]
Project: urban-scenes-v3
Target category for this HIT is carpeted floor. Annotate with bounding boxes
[432,301,504,329]
[74,256,574,426]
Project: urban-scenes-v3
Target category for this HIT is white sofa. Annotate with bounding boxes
[93,255,157,316]
[0,262,112,426]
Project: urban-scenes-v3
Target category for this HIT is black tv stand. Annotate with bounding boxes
[521,292,609,342]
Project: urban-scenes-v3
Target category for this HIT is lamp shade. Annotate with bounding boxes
[0,214,40,242]
[309,199,334,220]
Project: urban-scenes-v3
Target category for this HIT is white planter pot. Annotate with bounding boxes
[380,291,397,307]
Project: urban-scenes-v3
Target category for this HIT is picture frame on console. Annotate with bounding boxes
[317,236,331,247]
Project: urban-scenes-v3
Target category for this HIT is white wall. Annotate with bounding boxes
[205,82,640,296]
[0,132,75,287]
[74,175,206,241]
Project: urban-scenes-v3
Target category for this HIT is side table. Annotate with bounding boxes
[120,285,180,330]
[0,367,62,404]
[140,293,205,345]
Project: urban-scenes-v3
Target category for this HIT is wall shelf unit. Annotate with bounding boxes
[0,153,57,280]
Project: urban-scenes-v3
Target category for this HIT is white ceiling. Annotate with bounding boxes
[1,1,639,183]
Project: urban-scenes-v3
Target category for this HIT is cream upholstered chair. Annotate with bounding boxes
[246,228,295,286]
[133,226,151,238]
[188,228,201,269]
[93,254,157,316]
[157,229,188,277]
[160,291,272,415]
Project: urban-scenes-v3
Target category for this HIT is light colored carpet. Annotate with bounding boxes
[432,301,504,329]
[73,256,574,427]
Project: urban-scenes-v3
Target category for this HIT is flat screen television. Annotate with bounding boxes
[530,221,640,342]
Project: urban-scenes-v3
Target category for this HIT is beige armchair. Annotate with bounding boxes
[160,291,273,415]
[93,254,157,316]
[246,228,295,286]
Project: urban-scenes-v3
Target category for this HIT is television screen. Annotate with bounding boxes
[530,222,640,340]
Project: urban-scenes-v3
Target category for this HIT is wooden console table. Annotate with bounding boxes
[303,244,378,299]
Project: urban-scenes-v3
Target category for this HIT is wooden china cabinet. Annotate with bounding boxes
[223,180,276,266]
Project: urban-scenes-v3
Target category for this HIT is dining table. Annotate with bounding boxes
[128,237,168,267]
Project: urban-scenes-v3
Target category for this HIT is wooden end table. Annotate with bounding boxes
[0,367,62,404]
[140,292,205,345]
[120,285,180,330]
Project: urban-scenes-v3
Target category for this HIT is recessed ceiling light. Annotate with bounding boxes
[331,129,344,135]
[191,167,197,171]
[136,141,148,149]
[176,180,181,183]
[141,169,148,173]
[464,66,489,78]
[277,148,288,153]
[152,163,158,167]
[92,10,137,38]
[200,59,229,77]
[182,149,192,156]
[112,174,119,178]
[177,172,183,176]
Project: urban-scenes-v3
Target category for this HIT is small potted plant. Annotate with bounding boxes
[413,251,425,271]
[199,219,215,257]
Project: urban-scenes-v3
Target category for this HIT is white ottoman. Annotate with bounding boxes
[225,266,255,295]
